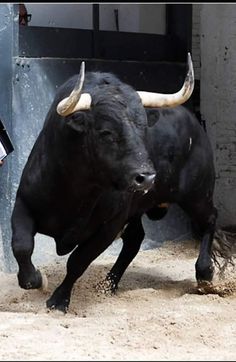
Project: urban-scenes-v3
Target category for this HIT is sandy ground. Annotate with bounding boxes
[0,240,236,361]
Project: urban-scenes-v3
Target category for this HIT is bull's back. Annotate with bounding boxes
[146,106,215,201]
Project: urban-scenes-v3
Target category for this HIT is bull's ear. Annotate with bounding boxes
[66,112,88,133]
[145,109,160,127]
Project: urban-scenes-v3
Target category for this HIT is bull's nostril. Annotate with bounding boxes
[133,173,156,190]
[135,174,146,185]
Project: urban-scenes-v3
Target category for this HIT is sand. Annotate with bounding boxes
[0,240,235,361]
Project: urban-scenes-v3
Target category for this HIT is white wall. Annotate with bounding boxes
[200,4,236,226]
[99,4,165,34]
[99,4,139,32]
[26,3,166,34]
[139,4,166,35]
[26,3,93,29]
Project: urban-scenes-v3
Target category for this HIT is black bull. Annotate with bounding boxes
[11,62,231,313]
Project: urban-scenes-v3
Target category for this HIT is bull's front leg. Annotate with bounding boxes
[11,197,45,290]
[96,216,145,294]
[46,221,124,313]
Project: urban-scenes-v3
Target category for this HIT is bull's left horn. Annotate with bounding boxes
[137,52,194,108]
[57,61,92,116]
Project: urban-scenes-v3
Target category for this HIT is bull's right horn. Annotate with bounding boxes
[137,52,194,108]
[57,61,92,116]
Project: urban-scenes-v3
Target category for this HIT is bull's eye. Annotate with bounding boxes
[98,129,115,142]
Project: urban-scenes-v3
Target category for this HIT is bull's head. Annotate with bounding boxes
[56,53,194,117]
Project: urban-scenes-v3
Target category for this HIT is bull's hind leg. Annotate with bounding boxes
[181,199,218,284]
[96,216,144,294]
[11,197,43,289]
[195,205,217,284]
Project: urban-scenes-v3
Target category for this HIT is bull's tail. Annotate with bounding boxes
[212,227,236,276]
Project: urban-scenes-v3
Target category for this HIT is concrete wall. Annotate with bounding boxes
[200,4,236,227]
[26,4,93,29]
[0,4,16,270]
[192,4,201,81]
[27,3,166,34]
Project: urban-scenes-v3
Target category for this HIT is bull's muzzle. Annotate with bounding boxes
[132,172,156,192]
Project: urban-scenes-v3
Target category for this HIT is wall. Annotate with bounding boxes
[26,4,93,29]
[0,4,16,270]
[200,4,236,227]
[139,4,166,35]
[27,3,166,34]
[192,4,201,81]
[99,4,139,32]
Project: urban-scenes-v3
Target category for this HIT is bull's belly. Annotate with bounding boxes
[36,215,94,256]
[34,188,175,253]
[35,213,76,239]
[35,207,127,254]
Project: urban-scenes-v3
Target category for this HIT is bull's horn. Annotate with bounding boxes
[57,61,92,116]
[137,52,194,108]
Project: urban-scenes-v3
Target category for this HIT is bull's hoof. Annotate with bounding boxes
[18,269,43,290]
[46,287,70,313]
[196,268,214,284]
[196,262,214,284]
[95,273,118,295]
[46,296,69,313]
[197,280,213,294]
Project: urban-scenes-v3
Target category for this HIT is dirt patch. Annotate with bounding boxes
[0,240,235,361]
